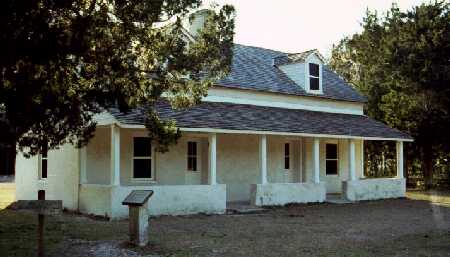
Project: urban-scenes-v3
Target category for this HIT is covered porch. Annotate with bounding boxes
[78,124,408,219]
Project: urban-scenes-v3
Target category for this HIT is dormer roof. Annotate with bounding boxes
[273,49,326,66]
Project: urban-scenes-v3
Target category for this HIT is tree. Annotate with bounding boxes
[0,0,235,159]
[330,1,450,187]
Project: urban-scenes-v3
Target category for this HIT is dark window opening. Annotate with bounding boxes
[284,143,290,170]
[310,77,320,90]
[326,144,338,175]
[309,63,320,91]
[41,144,48,179]
[133,137,152,179]
[187,141,198,171]
[309,63,320,77]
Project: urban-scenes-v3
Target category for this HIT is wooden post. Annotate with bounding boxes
[38,190,45,257]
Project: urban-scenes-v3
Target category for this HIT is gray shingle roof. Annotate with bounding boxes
[273,49,323,66]
[216,44,367,103]
[109,101,411,140]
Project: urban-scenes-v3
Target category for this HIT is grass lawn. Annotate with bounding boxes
[1,194,450,257]
[407,190,450,207]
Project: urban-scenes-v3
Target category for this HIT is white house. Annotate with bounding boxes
[14,45,412,219]
[14,15,412,219]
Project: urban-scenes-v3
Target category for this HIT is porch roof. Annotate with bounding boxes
[108,101,412,141]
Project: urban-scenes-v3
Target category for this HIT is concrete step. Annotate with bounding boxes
[325,194,353,204]
[226,202,268,215]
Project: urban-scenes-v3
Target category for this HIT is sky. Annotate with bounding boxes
[203,0,428,57]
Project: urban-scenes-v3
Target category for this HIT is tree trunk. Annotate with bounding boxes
[422,143,433,189]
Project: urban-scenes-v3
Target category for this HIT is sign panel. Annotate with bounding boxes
[122,190,154,206]
[14,200,62,215]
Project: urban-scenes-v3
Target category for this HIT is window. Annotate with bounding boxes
[309,63,320,91]
[40,144,48,179]
[187,141,198,171]
[284,143,290,170]
[325,144,338,175]
[133,137,153,179]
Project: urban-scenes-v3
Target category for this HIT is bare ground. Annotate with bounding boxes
[1,194,450,257]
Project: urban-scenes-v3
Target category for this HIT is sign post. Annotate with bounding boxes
[122,190,154,246]
[14,190,62,257]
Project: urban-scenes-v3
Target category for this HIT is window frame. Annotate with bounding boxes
[325,143,339,176]
[187,141,199,172]
[131,137,155,181]
[284,142,292,171]
[307,62,322,93]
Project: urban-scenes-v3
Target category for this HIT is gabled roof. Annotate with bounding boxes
[216,44,367,103]
[273,49,326,66]
[109,101,412,141]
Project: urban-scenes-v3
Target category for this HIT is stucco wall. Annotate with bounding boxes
[85,130,308,202]
[302,138,363,194]
[111,184,226,218]
[84,129,209,186]
[15,127,368,216]
[79,184,113,217]
[84,130,364,201]
[15,144,79,210]
[205,87,364,115]
[86,127,111,184]
[216,134,302,202]
[216,134,259,202]
[251,182,326,206]
[343,178,406,201]
[15,154,40,200]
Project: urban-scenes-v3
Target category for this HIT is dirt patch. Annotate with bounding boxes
[1,198,450,257]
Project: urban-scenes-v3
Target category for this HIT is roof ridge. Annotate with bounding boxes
[234,43,286,54]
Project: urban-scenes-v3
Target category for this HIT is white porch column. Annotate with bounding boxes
[259,135,268,184]
[79,147,87,184]
[396,141,404,179]
[208,133,217,185]
[313,138,320,183]
[110,125,120,185]
[349,139,356,181]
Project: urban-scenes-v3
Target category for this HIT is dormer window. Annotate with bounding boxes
[273,49,325,93]
[309,63,320,91]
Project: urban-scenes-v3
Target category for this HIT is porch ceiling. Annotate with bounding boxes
[108,101,412,141]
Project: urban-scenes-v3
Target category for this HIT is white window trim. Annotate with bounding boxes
[284,142,292,172]
[131,136,155,182]
[186,139,202,173]
[305,61,323,94]
[325,142,339,176]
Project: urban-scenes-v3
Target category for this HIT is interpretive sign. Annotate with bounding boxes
[122,190,154,246]
[122,190,154,206]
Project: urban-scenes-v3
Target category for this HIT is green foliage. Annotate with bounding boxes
[0,0,235,155]
[330,1,450,185]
